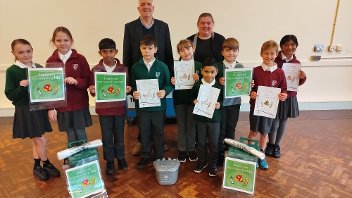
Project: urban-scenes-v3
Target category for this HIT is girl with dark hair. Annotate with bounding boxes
[266,35,307,158]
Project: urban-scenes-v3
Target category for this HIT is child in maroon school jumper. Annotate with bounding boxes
[47,27,92,156]
[266,35,306,158]
[248,40,287,170]
[89,38,131,175]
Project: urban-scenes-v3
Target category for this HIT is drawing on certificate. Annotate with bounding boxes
[224,68,252,98]
[253,86,281,119]
[136,79,160,108]
[282,63,301,92]
[193,84,220,118]
[95,72,126,102]
[28,68,65,102]
[174,60,195,90]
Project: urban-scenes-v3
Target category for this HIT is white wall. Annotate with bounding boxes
[1,0,352,116]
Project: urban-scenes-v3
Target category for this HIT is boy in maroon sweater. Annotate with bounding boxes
[248,40,287,170]
[89,38,131,175]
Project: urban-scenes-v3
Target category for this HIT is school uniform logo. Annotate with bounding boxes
[272,80,277,87]
[155,72,160,78]
[73,64,79,70]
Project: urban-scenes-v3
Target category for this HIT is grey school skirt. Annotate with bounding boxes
[276,95,299,119]
[249,110,273,135]
[57,107,92,132]
[13,106,52,139]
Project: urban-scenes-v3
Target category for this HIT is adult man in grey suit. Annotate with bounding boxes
[123,0,173,156]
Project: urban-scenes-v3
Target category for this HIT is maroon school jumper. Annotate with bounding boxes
[46,49,91,112]
[274,52,307,97]
[250,65,287,111]
[90,59,128,116]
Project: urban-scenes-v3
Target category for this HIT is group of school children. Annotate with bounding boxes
[5,25,306,181]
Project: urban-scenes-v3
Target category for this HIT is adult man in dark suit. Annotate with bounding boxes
[123,0,173,75]
[123,0,173,156]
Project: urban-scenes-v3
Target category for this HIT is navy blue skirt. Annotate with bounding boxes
[276,96,299,119]
[13,106,52,138]
[57,107,92,132]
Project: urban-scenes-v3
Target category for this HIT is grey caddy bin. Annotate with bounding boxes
[153,158,180,185]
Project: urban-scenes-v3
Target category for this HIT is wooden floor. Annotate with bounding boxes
[0,110,351,198]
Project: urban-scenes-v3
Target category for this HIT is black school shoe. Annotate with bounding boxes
[43,162,60,177]
[193,161,207,173]
[188,151,198,162]
[208,167,218,177]
[265,143,275,156]
[272,145,281,158]
[137,158,150,169]
[118,159,128,170]
[33,165,49,181]
[106,161,115,175]
[178,151,188,163]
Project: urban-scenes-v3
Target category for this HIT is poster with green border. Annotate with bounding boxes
[95,72,126,102]
[28,68,65,102]
[222,157,256,194]
[224,68,252,98]
[65,160,105,198]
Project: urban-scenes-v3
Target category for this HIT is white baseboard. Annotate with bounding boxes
[1,101,351,117]
[0,107,98,117]
[239,101,352,112]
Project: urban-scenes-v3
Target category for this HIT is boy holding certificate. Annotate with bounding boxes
[89,38,131,175]
[248,40,287,170]
[131,35,173,169]
[191,58,222,177]
[215,38,244,166]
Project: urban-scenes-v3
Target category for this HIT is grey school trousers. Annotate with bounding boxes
[137,110,165,160]
[196,121,220,169]
[175,104,196,152]
[99,115,126,161]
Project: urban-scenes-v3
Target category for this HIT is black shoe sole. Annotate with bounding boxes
[272,154,281,158]
[45,170,60,178]
[106,170,114,175]
[189,157,198,162]
[118,160,128,170]
[137,164,147,169]
[194,164,207,173]
[33,171,49,181]
[43,165,61,177]
[137,161,150,169]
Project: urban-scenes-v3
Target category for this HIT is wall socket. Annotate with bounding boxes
[328,45,336,52]
[313,44,324,52]
[328,44,342,52]
[335,45,342,52]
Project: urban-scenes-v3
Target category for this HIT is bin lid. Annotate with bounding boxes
[153,158,180,171]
